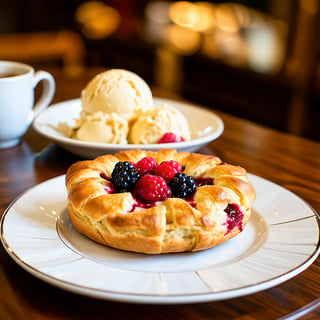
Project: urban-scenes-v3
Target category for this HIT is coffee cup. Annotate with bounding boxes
[0,61,55,149]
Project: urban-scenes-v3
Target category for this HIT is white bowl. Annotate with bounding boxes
[33,97,224,159]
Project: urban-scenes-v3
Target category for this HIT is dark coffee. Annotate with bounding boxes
[0,72,20,78]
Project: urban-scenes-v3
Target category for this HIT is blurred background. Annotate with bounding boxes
[0,0,319,141]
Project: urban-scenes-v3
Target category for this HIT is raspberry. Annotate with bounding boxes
[169,172,196,198]
[134,175,172,203]
[153,160,182,183]
[111,161,140,192]
[158,132,185,143]
[135,157,158,175]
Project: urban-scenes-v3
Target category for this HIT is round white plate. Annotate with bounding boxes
[32,98,224,159]
[1,174,320,304]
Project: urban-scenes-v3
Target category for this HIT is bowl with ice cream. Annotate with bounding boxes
[33,69,224,158]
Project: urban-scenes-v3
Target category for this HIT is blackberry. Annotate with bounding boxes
[169,172,196,198]
[111,161,140,192]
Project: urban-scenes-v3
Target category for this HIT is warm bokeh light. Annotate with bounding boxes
[188,2,216,32]
[165,24,201,55]
[144,1,171,42]
[246,23,286,74]
[145,1,171,24]
[229,3,251,28]
[169,1,216,32]
[169,1,195,28]
[300,0,318,14]
[75,1,120,39]
[214,3,241,33]
[71,0,291,75]
[214,29,248,67]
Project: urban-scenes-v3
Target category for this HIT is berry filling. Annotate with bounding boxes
[104,184,115,194]
[131,195,156,210]
[100,172,108,180]
[194,178,214,187]
[224,203,244,234]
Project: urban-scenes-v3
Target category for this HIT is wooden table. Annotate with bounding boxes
[1,68,320,320]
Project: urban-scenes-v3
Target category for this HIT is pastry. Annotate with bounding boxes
[65,149,256,254]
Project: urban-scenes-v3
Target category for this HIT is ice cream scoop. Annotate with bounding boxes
[129,104,191,144]
[75,111,128,144]
[81,69,154,120]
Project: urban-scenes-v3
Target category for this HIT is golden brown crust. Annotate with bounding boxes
[65,149,256,254]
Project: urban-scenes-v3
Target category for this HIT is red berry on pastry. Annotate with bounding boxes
[134,175,172,202]
[153,160,182,182]
[135,156,158,175]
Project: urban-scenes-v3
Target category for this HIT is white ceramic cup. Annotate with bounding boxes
[0,61,55,149]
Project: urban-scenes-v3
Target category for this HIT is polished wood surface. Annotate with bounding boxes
[1,68,320,320]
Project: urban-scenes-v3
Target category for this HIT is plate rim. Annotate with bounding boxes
[1,174,320,304]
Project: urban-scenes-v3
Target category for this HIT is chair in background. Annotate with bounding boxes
[0,30,86,77]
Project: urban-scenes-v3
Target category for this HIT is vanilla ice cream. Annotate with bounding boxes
[81,69,154,121]
[75,111,128,144]
[129,104,191,144]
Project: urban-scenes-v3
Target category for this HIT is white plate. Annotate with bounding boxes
[32,98,224,159]
[1,174,319,304]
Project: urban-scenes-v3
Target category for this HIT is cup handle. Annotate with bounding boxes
[29,70,55,123]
